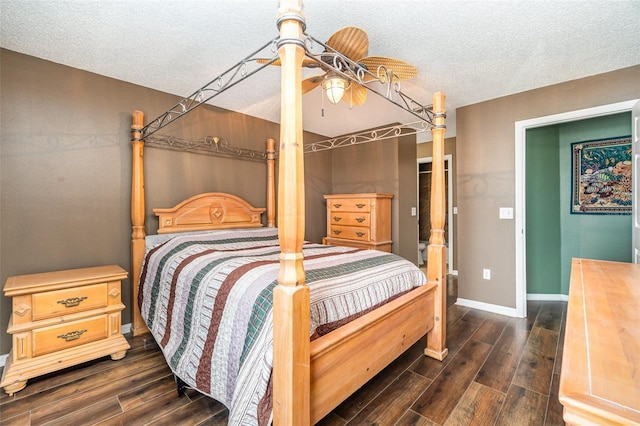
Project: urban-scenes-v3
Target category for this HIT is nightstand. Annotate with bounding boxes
[0,265,130,395]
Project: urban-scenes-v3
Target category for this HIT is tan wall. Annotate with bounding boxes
[0,49,329,354]
[329,134,419,263]
[2,47,638,356]
[456,65,640,308]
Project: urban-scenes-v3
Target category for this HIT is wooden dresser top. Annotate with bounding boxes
[559,258,640,425]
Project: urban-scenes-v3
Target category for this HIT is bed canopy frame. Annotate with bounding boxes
[130,1,448,424]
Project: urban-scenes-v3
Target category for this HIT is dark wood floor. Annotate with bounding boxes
[0,276,566,425]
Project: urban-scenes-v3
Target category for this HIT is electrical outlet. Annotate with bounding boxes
[483,269,491,280]
[499,207,514,219]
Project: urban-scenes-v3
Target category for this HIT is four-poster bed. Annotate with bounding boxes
[130,1,448,424]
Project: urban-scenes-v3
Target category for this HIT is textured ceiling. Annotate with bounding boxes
[1,0,639,140]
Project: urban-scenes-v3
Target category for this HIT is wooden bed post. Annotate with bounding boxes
[272,0,310,425]
[131,111,149,336]
[266,138,276,227]
[424,92,449,361]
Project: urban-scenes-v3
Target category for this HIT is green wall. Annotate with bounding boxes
[526,126,562,294]
[558,113,632,294]
[526,112,632,295]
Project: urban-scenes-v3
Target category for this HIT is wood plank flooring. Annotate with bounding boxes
[0,276,566,425]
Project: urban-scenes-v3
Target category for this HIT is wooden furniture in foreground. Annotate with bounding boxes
[0,265,130,395]
[559,258,640,425]
[324,193,393,252]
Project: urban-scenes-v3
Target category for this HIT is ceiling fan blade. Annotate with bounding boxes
[358,56,418,81]
[326,26,369,61]
[342,83,367,106]
[302,75,325,94]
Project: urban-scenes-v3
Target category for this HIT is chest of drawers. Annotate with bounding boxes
[0,265,130,395]
[324,193,393,252]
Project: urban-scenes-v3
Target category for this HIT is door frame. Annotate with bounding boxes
[417,154,454,274]
[515,99,639,318]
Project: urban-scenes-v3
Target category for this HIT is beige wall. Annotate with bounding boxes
[2,47,638,357]
[329,134,419,262]
[456,65,640,308]
[0,49,328,354]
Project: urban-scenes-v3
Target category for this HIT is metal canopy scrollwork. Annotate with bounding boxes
[140,37,280,139]
[141,29,443,153]
[145,135,268,162]
[304,121,431,154]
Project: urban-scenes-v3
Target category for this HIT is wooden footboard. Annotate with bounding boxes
[310,283,436,423]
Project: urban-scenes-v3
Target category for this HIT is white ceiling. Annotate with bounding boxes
[1,0,639,141]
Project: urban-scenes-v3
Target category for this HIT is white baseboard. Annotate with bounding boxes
[527,293,569,302]
[1,323,134,369]
[456,298,520,317]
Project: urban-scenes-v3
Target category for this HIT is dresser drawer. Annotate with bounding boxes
[329,225,370,242]
[327,198,371,212]
[32,315,108,357]
[330,212,370,227]
[32,283,108,321]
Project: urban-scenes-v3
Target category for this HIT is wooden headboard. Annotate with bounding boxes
[154,192,266,234]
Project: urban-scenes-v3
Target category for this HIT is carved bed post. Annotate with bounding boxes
[424,92,449,360]
[266,138,276,227]
[272,0,310,424]
[131,111,149,336]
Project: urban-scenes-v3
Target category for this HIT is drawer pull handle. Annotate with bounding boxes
[333,203,342,208]
[356,203,366,209]
[356,232,365,237]
[333,216,342,222]
[333,230,342,235]
[355,217,365,223]
[57,296,88,308]
[57,329,87,342]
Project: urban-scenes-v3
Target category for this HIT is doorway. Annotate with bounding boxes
[417,154,454,274]
[514,99,639,318]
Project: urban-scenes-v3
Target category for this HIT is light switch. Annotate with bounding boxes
[411,207,417,216]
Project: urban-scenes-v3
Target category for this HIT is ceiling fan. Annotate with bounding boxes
[262,27,418,106]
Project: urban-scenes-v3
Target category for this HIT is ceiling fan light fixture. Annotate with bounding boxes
[323,73,348,104]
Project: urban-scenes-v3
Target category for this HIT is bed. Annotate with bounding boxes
[130,1,449,424]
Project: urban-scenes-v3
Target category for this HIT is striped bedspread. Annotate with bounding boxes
[139,227,426,425]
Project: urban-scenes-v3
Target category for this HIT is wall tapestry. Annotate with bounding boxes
[571,136,632,214]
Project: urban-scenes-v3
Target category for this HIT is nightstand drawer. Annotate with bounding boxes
[329,225,370,242]
[32,283,108,321]
[330,212,370,227]
[327,198,371,212]
[32,315,108,357]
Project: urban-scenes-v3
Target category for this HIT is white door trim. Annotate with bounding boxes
[418,154,454,274]
[515,99,639,318]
